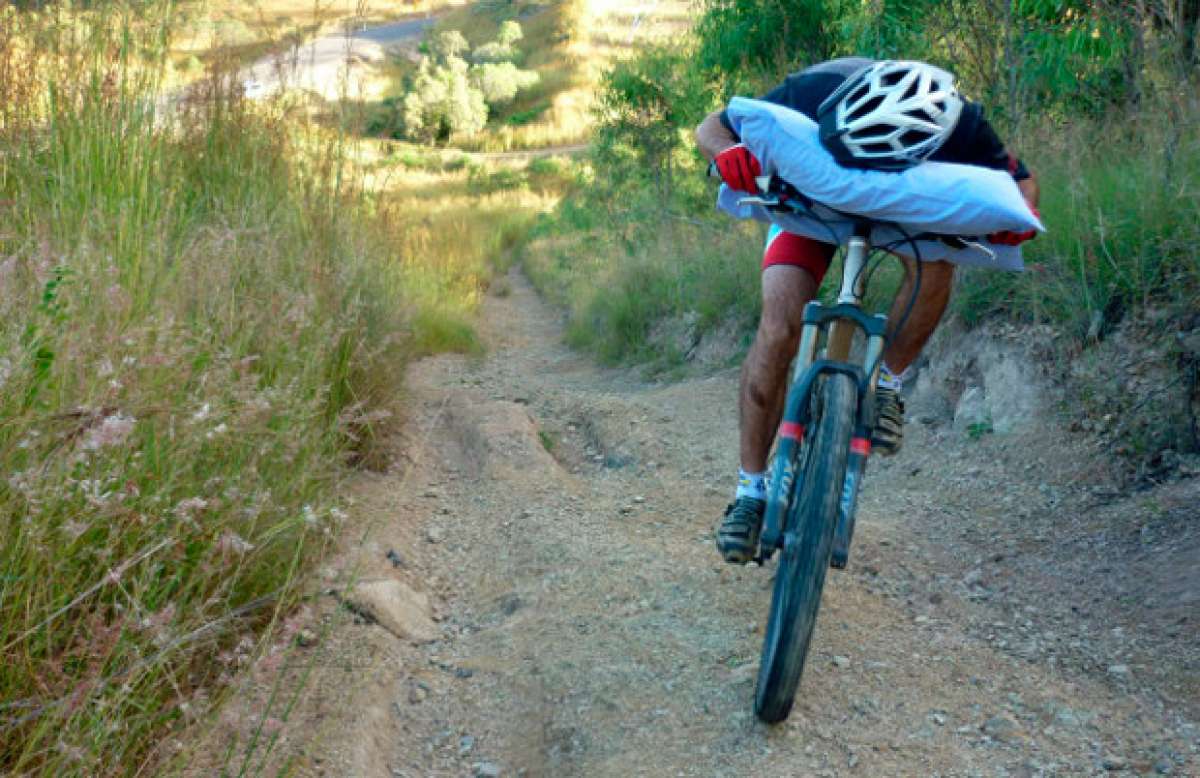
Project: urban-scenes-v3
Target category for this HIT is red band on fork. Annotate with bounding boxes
[850,437,871,456]
[779,422,805,441]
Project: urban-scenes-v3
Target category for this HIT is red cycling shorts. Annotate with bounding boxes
[762,225,836,286]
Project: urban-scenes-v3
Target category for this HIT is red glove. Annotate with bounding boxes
[988,208,1040,246]
[714,143,762,193]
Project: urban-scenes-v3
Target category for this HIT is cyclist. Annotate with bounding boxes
[696,59,1041,564]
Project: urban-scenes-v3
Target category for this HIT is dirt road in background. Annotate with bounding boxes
[241,15,435,101]
[217,269,1196,777]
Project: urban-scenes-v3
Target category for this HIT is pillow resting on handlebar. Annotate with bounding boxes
[717,98,1045,269]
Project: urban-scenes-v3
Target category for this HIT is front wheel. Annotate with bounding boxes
[754,372,856,723]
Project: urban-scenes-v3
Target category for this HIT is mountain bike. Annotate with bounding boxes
[736,176,994,723]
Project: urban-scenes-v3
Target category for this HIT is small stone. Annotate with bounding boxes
[455,667,475,679]
[408,684,427,704]
[1102,754,1127,771]
[296,628,318,648]
[931,712,947,726]
[1107,663,1130,678]
[832,655,851,669]
[472,762,502,778]
[459,735,475,756]
[982,714,1020,742]
[633,496,645,504]
[422,488,438,498]
[1154,758,1173,775]
[425,526,445,544]
[344,579,438,643]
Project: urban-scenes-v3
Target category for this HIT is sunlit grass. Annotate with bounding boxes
[0,3,448,773]
[953,109,1200,333]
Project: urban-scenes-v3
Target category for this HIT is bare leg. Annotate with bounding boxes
[739,266,820,472]
[882,258,955,373]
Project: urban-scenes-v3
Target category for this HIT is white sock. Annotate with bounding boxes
[735,468,767,501]
[878,363,904,391]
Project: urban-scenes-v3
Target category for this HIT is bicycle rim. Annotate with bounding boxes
[754,372,856,723]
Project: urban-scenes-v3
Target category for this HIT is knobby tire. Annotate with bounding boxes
[754,372,856,723]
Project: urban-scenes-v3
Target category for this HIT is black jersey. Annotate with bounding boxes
[719,57,1030,180]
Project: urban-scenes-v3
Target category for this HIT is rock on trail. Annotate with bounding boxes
[344,579,438,644]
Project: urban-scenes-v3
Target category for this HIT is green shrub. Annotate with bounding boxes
[403,55,489,143]
[396,23,539,143]
[506,100,551,125]
[473,61,540,105]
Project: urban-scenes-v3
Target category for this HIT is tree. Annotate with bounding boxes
[397,23,539,143]
[594,45,711,196]
[472,62,539,105]
[403,56,487,143]
[473,20,527,63]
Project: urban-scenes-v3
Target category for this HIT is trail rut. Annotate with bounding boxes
[214,269,1197,777]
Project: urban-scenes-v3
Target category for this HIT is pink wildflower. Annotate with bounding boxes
[173,497,209,518]
[83,413,136,450]
[218,530,255,554]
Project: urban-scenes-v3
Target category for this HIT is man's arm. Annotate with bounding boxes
[695,110,738,161]
[1017,171,1039,210]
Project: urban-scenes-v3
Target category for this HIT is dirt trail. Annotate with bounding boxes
[219,269,1197,778]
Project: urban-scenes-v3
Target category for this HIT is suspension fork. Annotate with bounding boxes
[828,228,884,568]
[762,227,887,564]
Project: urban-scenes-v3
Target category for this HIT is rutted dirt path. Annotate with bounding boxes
[209,269,1197,776]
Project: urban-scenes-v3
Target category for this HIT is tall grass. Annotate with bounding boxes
[0,3,414,773]
[521,197,763,368]
[954,103,1200,333]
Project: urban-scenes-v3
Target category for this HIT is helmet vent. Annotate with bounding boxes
[848,95,884,121]
[900,129,934,147]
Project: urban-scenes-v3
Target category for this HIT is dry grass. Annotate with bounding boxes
[0,3,497,773]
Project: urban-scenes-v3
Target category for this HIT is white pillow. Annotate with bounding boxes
[717,97,1044,268]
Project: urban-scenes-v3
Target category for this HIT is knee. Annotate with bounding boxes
[756,313,801,362]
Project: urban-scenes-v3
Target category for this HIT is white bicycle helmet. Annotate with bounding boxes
[817,60,964,171]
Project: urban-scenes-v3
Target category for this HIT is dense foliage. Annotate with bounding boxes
[524,0,1199,459]
[566,0,1200,333]
[374,23,541,143]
